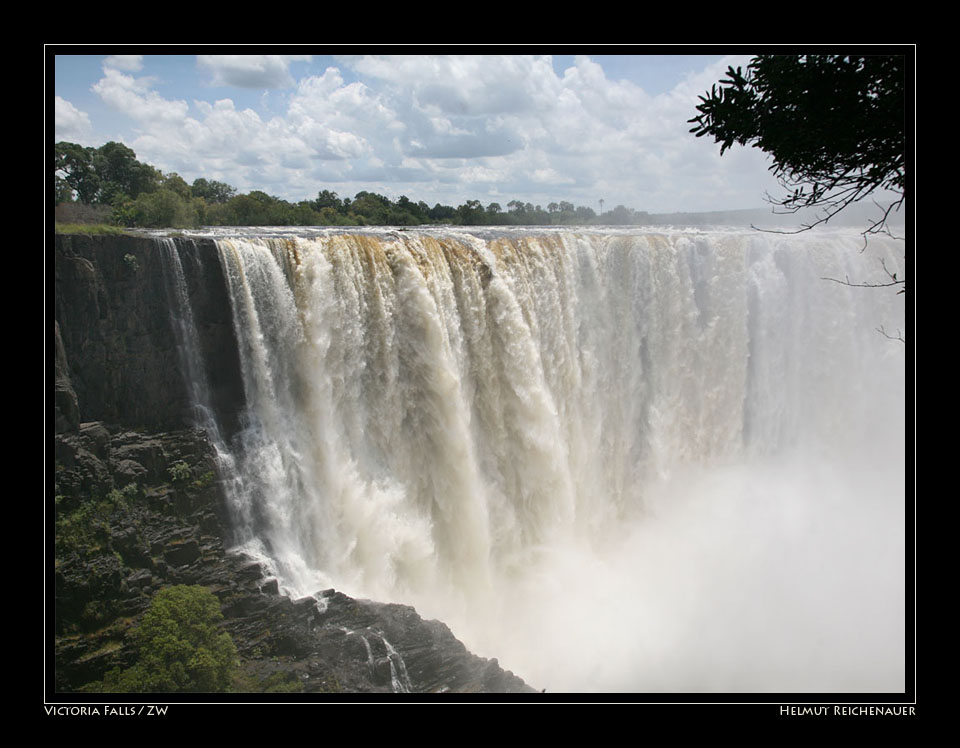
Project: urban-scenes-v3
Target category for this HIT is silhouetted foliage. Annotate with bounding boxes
[689,55,906,235]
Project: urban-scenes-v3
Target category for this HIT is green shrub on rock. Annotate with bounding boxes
[102,585,238,693]
[167,460,192,484]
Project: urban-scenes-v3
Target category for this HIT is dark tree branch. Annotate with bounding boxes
[877,326,905,344]
[819,254,906,295]
[690,54,906,242]
[820,274,905,291]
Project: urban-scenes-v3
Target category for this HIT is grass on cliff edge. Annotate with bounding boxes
[55,223,130,236]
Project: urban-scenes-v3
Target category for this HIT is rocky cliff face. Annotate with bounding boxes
[54,234,244,435]
[52,233,534,696]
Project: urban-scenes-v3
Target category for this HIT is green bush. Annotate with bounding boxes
[55,484,136,557]
[102,585,238,693]
[117,188,200,228]
[167,460,192,484]
[192,471,215,490]
[261,671,304,693]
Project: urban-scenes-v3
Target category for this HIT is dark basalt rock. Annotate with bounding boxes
[52,424,536,695]
[54,234,244,436]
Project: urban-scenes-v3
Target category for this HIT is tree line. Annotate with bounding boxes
[55,141,650,229]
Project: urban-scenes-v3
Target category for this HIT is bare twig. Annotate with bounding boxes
[820,274,905,291]
[877,325,905,344]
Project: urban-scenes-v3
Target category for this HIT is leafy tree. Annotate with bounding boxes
[92,141,161,203]
[119,188,199,228]
[55,141,160,207]
[688,54,906,234]
[428,202,457,222]
[55,142,100,204]
[607,205,635,225]
[313,189,343,212]
[220,190,294,225]
[159,172,192,200]
[456,199,485,225]
[288,201,317,225]
[314,205,346,225]
[574,205,597,223]
[191,177,237,204]
[102,585,238,693]
[351,191,394,224]
[396,195,427,224]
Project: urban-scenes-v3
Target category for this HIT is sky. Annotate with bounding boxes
[50,49,787,214]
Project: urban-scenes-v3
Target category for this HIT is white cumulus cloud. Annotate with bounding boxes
[54,96,93,143]
[93,68,189,125]
[198,55,312,89]
[67,53,783,211]
[103,54,143,72]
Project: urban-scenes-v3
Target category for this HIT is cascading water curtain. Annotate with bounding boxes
[205,228,905,693]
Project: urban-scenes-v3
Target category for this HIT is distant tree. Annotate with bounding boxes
[159,172,192,200]
[55,141,160,206]
[55,142,100,204]
[222,190,293,225]
[608,205,634,225]
[506,200,526,220]
[351,191,392,224]
[54,176,76,205]
[92,141,160,203]
[457,199,485,225]
[313,189,343,212]
[689,54,906,235]
[288,201,322,225]
[396,195,427,224]
[191,178,237,204]
[428,202,457,223]
[119,188,199,228]
[574,205,597,224]
[314,206,345,225]
[101,585,237,693]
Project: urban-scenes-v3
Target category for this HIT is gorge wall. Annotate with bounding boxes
[54,234,244,435]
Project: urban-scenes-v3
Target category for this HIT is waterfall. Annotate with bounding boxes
[156,237,239,496]
[158,238,217,431]
[190,227,906,693]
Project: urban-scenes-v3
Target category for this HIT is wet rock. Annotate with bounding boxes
[54,234,244,433]
[54,321,80,434]
[112,458,147,485]
[164,538,201,566]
